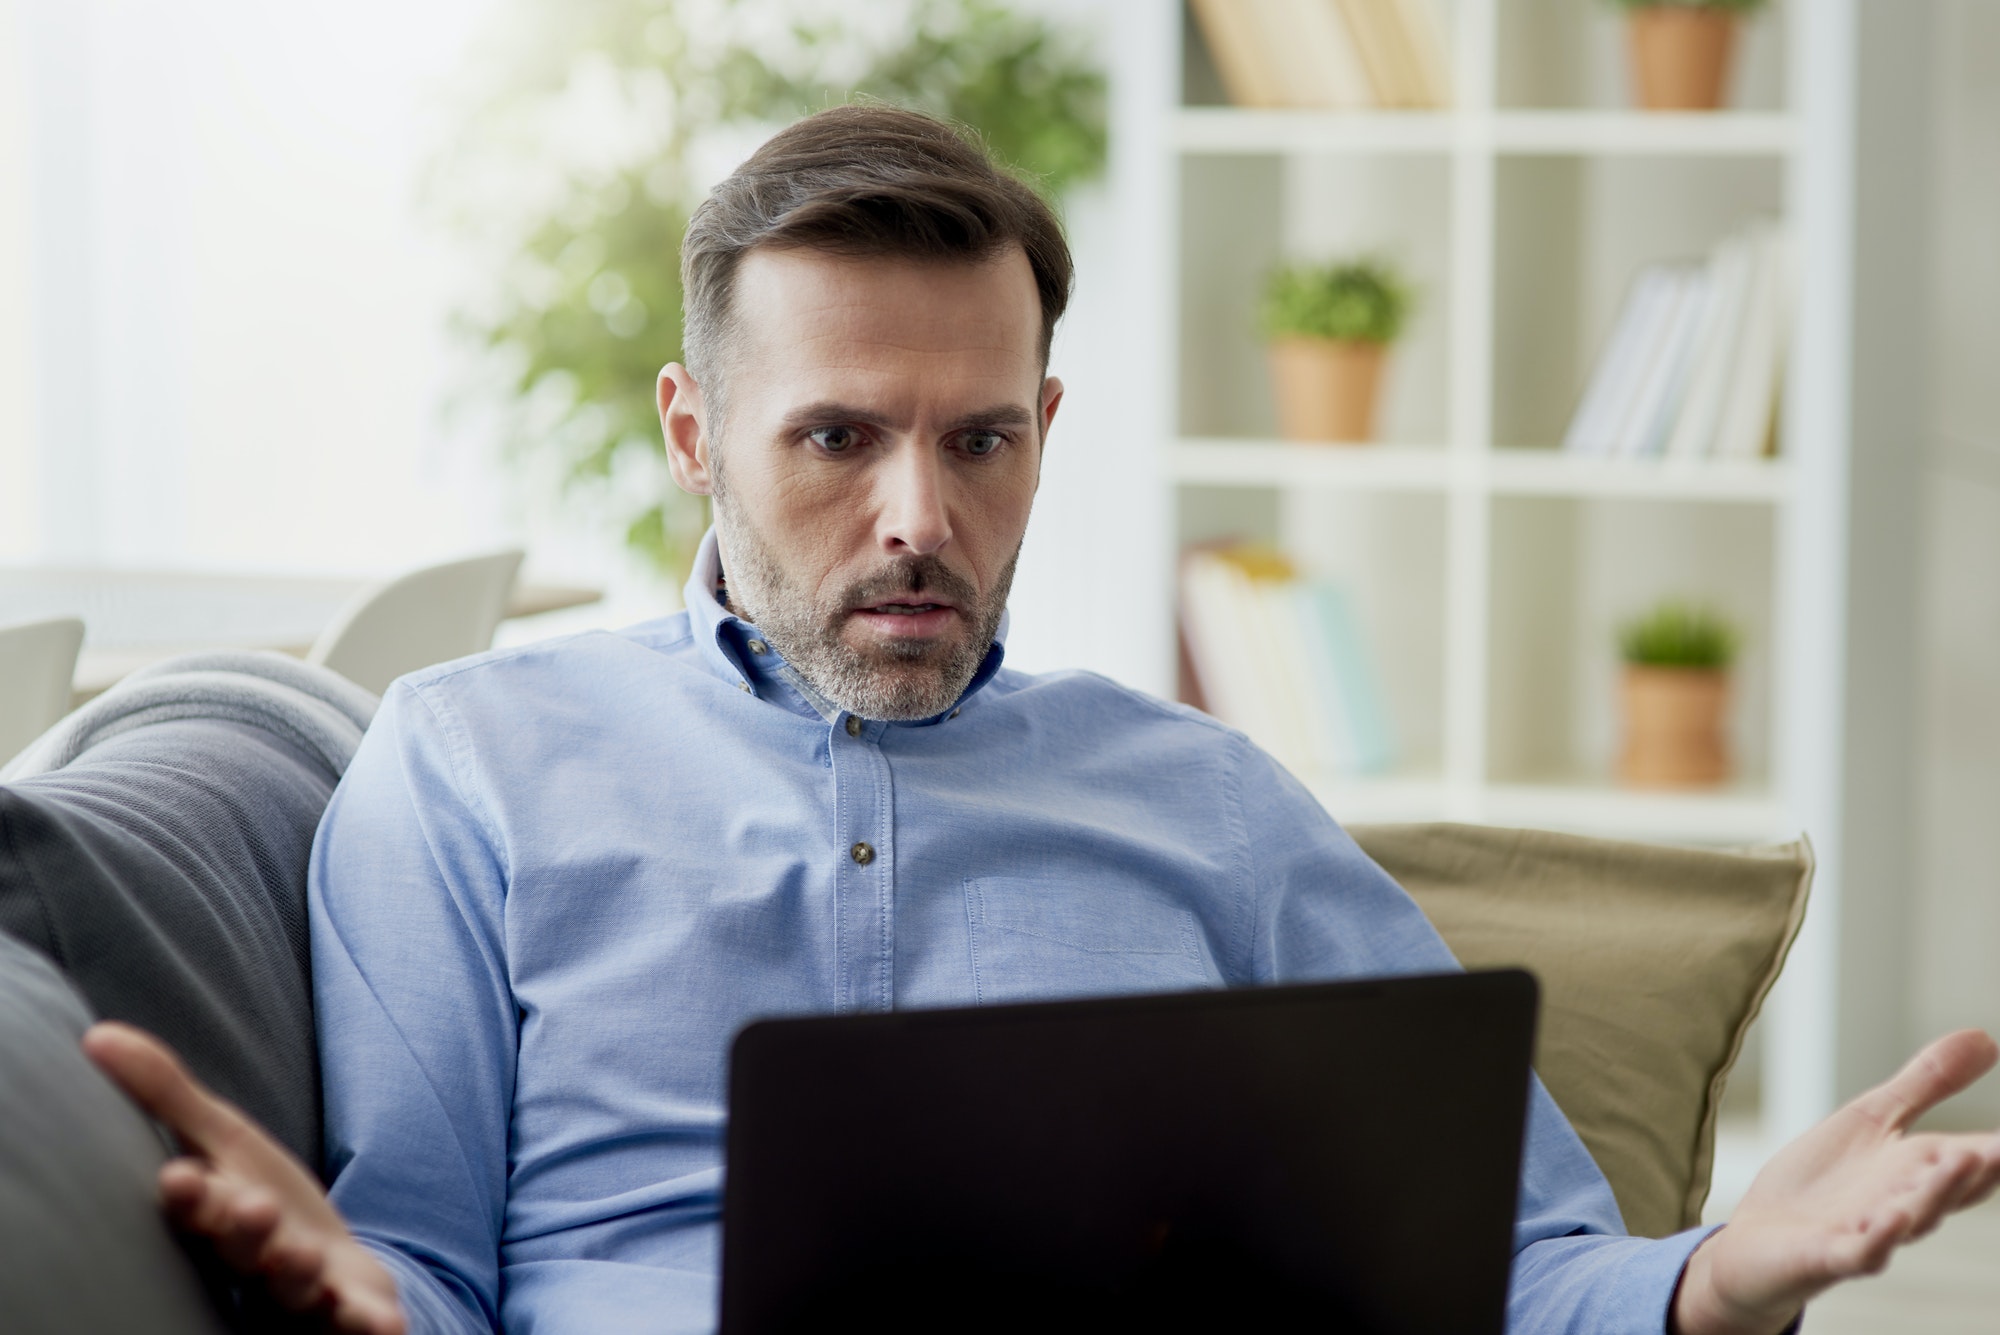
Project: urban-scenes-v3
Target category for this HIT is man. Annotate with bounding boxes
[88,105,2000,1335]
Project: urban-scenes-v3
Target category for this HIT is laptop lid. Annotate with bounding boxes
[721,969,1537,1334]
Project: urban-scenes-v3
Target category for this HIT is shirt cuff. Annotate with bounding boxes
[1659,1224,1805,1335]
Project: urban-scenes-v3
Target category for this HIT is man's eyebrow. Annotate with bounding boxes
[944,404,1038,433]
[775,402,1039,434]
[777,401,896,433]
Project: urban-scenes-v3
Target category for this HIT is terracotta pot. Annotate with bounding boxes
[1268,337,1387,443]
[1619,665,1731,787]
[1627,6,1739,112]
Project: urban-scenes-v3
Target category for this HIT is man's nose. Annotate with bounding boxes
[875,442,953,556]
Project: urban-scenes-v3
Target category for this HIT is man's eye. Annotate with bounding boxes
[961,431,1004,457]
[807,425,861,453]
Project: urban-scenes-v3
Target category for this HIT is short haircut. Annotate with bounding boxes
[679,103,1074,425]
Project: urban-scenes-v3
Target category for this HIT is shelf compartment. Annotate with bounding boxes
[1485,495,1776,803]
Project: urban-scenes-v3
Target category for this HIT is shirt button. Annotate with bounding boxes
[748,639,768,655]
[850,841,875,865]
[844,716,862,737]
[739,682,752,693]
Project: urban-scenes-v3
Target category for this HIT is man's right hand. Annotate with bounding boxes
[82,1022,407,1335]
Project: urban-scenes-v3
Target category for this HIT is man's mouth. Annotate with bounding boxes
[868,600,950,615]
[851,597,960,637]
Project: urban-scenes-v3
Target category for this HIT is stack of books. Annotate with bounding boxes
[1562,221,1791,461]
[1190,0,1452,110]
[1179,546,1398,781]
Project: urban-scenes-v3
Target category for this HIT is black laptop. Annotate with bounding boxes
[720,969,1537,1334]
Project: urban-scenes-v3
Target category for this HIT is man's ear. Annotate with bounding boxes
[1035,375,1065,478]
[659,364,714,496]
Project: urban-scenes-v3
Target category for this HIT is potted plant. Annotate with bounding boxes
[1616,601,1738,787]
[1260,259,1410,444]
[1606,0,1771,112]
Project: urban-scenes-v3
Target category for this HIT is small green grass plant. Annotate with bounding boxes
[1618,601,1739,671]
[1260,259,1411,346]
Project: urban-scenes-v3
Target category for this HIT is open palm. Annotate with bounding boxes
[1675,1029,2000,1335]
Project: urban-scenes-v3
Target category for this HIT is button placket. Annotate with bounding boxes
[828,713,894,1011]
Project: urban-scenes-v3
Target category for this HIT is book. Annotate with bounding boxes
[1336,0,1419,107]
[1190,0,1285,108]
[1618,265,1710,458]
[1712,225,1789,460]
[1388,0,1453,107]
[1563,265,1679,456]
[1268,0,1376,109]
[1180,549,1315,774]
[1662,233,1756,459]
[1296,579,1397,775]
[1180,548,1397,780]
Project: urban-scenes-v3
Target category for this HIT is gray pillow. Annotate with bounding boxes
[0,931,227,1335]
[0,717,335,1168]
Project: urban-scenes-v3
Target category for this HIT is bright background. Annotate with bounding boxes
[0,0,1161,689]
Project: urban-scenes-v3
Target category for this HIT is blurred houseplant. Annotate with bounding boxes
[1616,600,1738,787]
[1604,0,1772,110]
[442,0,1106,586]
[1260,259,1411,444]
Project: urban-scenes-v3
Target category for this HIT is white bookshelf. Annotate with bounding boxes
[1119,0,1858,1178]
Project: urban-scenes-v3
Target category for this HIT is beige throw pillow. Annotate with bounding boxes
[1348,822,1813,1238]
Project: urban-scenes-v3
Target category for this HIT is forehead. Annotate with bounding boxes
[725,245,1044,406]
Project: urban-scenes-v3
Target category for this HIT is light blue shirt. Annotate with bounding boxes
[309,529,1711,1334]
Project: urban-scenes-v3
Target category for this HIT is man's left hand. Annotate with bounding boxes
[1671,1028,2000,1335]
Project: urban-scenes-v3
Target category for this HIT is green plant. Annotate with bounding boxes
[442,0,1108,584]
[1600,0,1770,13]
[1618,601,1739,670]
[1259,259,1412,345]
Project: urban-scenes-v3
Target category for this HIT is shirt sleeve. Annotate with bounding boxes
[1230,737,1712,1334]
[308,679,515,1335]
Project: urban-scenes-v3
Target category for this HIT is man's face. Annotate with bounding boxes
[659,245,1061,720]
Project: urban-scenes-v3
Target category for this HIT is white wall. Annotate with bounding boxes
[0,0,36,559]
[1,0,1150,679]
[14,0,519,578]
[1910,0,2000,1125]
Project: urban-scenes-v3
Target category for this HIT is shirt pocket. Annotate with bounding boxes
[964,877,1217,1005]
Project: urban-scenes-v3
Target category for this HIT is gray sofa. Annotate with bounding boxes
[0,655,375,1333]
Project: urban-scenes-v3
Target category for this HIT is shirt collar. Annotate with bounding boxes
[679,526,1008,727]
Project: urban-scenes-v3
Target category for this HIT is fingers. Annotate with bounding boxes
[330,1272,410,1335]
[1852,1030,2000,1133]
[158,1156,386,1323]
[263,1232,332,1310]
[158,1158,282,1271]
[82,1022,249,1157]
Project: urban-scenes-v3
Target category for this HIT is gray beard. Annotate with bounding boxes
[713,503,1014,722]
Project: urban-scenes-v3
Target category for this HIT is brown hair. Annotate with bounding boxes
[679,103,1073,422]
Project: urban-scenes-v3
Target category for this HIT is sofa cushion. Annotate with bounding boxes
[0,718,337,1169]
[1348,822,1812,1239]
[0,930,228,1335]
